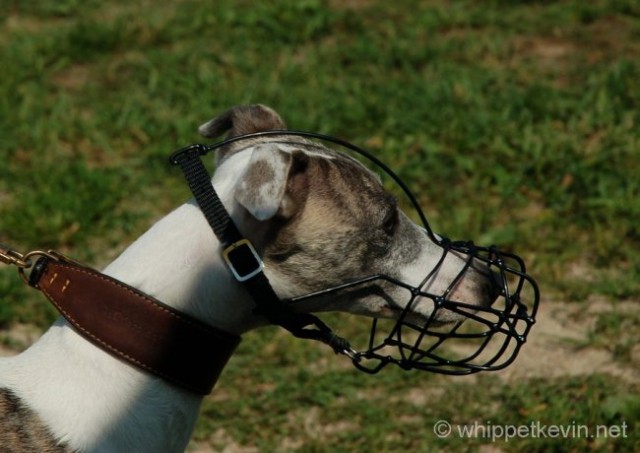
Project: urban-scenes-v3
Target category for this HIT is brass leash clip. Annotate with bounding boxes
[0,243,62,284]
[0,243,31,268]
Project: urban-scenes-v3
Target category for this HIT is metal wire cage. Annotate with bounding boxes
[288,241,539,374]
[188,130,540,375]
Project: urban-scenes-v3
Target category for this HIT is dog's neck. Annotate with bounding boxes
[0,153,263,451]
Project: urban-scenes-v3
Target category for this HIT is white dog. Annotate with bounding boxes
[0,105,496,452]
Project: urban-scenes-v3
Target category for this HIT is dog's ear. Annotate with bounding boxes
[235,144,309,221]
[199,104,286,138]
[199,104,287,164]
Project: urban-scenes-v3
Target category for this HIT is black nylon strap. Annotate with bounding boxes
[173,145,243,245]
[171,146,349,353]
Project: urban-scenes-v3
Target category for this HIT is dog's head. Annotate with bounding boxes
[199,105,500,326]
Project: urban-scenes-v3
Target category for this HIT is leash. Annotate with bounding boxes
[1,244,240,395]
[170,145,356,358]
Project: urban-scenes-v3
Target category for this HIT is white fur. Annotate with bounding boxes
[0,150,261,452]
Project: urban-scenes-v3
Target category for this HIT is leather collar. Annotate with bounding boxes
[30,256,241,395]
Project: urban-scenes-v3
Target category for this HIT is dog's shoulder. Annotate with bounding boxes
[0,387,72,452]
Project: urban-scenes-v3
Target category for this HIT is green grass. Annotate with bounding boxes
[199,330,639,452]
[1,0,639,451]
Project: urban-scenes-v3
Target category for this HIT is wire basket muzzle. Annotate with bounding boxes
[288,238,539,375]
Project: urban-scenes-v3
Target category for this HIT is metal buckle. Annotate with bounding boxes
[222,239,264,282]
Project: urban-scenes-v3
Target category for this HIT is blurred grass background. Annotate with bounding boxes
[1,0,638,451]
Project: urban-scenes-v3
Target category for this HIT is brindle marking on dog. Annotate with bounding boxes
[263,151,422,289]
[0,388,70,452]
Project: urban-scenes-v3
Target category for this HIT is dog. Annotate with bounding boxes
[0,105,497,452]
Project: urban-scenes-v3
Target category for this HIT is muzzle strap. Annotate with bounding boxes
[170,145,242,244]
[170,145,353,355]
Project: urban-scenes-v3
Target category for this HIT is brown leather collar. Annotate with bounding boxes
[29,256,241,395]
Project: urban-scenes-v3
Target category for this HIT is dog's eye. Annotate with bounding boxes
[382,209,399,236]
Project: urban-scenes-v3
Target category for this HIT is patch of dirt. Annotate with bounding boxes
[187,430,258,453]
[51,64,93,92]
[441,296,639,386]
[1,15,71,40]
[494,298,640,385]
[518,37,576,68]
[280,406,359,451]
[509,36,576,87]
[511,15,640,64]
